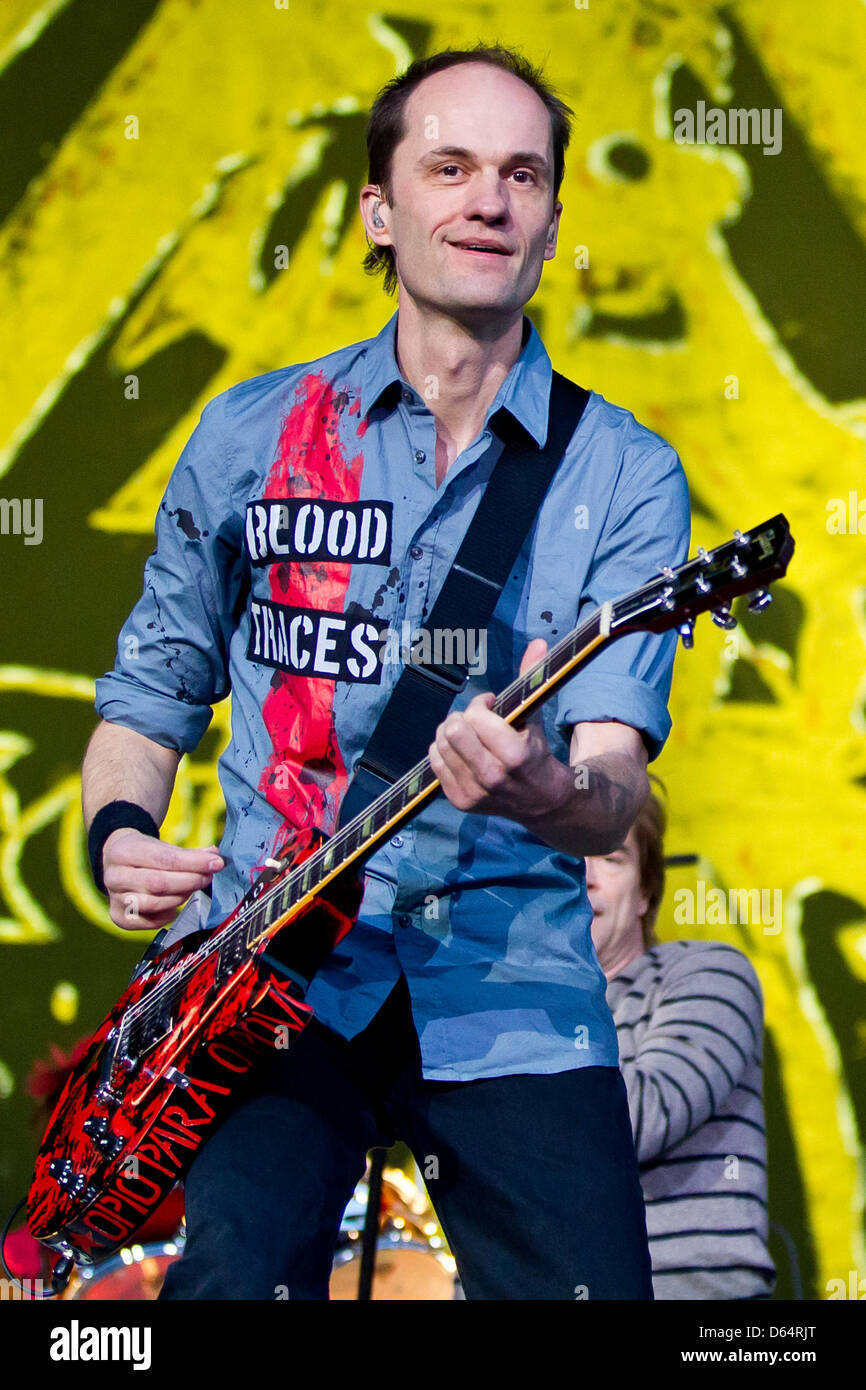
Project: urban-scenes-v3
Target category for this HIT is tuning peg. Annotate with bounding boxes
[733,529,748,547]
[678,619,695,649]
[747,588,772,614]
[711,604,737,630]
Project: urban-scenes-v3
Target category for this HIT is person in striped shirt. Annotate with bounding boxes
[586,788,776,1299]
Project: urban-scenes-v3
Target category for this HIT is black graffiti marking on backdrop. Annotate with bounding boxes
[762,1027,816,1300]
[245,498,392,566]
[800,888,866,1261]
[247,598,389,682]
[718,585,804,707]
[583,284,687,343]
[669,8,866,405]
[0,0,163,226]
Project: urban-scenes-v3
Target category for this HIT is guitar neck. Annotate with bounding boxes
[242,511,794,943]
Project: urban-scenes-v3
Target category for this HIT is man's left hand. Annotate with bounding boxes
[428,638,570,823]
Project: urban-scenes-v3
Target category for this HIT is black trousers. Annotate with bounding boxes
[158,974,653,1300]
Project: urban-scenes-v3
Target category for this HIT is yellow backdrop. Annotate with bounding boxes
[1,0,864,1300]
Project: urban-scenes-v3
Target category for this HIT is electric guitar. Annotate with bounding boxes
[26,514,794,1287]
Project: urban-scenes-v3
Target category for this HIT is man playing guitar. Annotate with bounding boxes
[84,44,690,1299]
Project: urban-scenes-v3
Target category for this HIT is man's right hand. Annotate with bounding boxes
[102,827,225,931]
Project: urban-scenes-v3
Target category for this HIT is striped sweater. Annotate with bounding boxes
[605,940,776,1300]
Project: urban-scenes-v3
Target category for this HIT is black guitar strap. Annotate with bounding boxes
[336,371,591,832]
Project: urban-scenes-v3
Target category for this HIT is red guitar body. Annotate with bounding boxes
[27,828,362,1268]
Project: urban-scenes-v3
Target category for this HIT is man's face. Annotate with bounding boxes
[376,63,562,319]
[586,828,650,965]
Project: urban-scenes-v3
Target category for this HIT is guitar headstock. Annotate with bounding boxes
[610,514,794,645]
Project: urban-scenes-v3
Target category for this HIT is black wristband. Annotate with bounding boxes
[88,801,160,896]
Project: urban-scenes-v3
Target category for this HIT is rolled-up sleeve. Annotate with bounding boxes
[552,443,691,762]
[94,392,246,755]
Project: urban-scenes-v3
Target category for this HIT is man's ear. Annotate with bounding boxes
[360,183,392,246]
[543,201,563,260]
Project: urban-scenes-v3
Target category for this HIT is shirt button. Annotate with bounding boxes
[390,834,404,848]
[397,913,412,928]
[401,389,413,404]
[413,449,426,463]
[409,545,423,560]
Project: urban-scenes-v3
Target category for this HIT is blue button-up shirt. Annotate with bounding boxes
[94,310,690,1080]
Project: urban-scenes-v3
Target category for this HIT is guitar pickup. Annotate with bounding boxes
[82,1115,124,1159]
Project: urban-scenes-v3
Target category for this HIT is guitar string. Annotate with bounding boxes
[120,532,753,1052]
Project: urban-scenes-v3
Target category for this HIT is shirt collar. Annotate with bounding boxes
[359,310,553,448]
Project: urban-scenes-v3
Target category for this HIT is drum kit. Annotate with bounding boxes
[329,1162,457,1300]
[59,1157,459,1301]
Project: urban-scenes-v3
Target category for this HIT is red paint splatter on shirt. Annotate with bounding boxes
[349,396,368,437]
[256,375,363,870]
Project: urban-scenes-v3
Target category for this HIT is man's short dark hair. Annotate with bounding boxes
[362,43,574,296]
